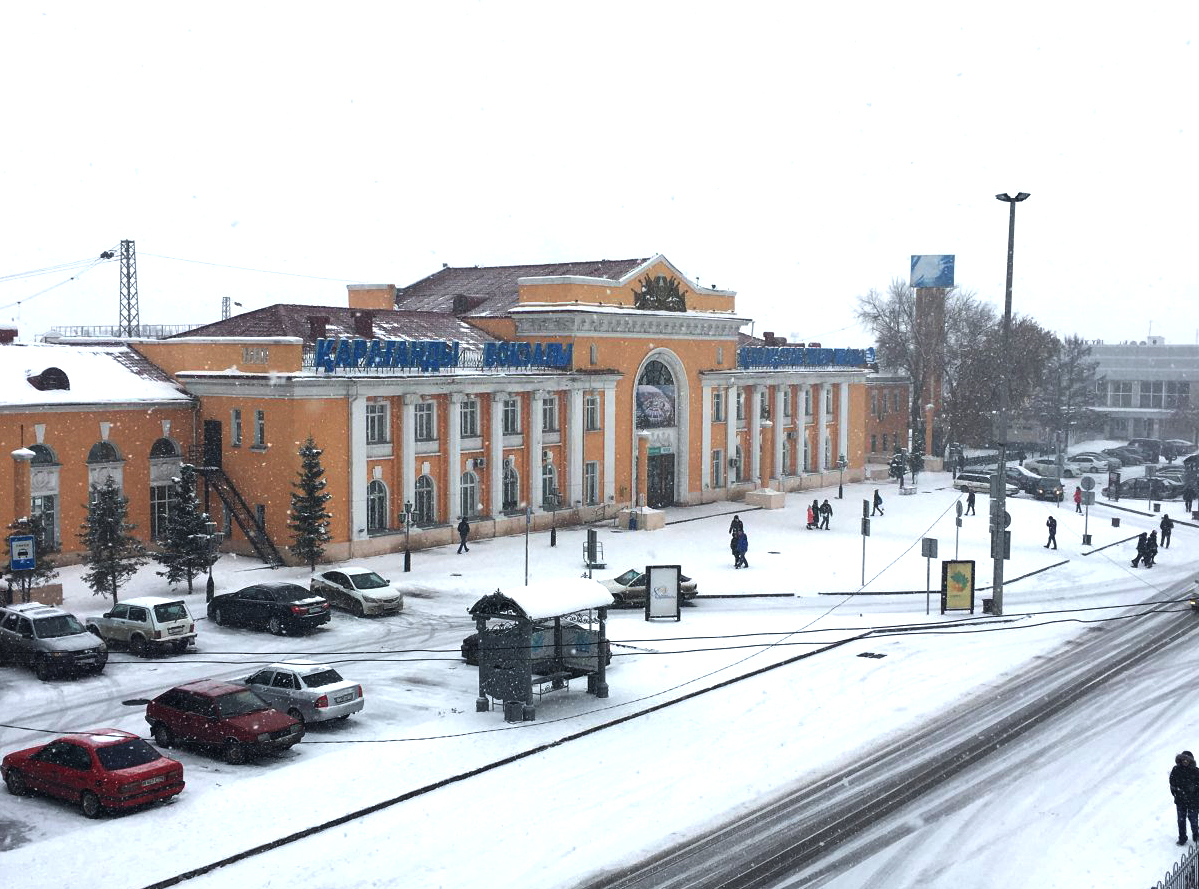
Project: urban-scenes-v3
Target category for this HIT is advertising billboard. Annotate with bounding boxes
[910,255,955,289]
[941,559,975,613]
[635,384,676,428]
[645,564,681,621]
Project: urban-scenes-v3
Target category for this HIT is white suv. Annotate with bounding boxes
[86,596,197,656]
[955,471,1019,497]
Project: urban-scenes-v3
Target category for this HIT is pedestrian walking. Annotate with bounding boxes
[1044,515,1057,549]
[1185,485,1196,514]
[1147,530,1159,567]
[1132,532,1149,567]
[965,490,976,516]
[819,499,832,530]
[1073,486,1083,514]
[1170,751,1199,845]
[805,504,816,530]
[1161,513,1175,549]
[456,517,471,553]
[872,489,884,516]
[730,533,739,568]
[733,530,749,569]
[729,514,744,537]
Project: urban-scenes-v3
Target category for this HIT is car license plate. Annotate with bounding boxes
[142,775,165,787]
[335,693,354,704]
[307,606,323,615]
[169,626,184,635]
[77,657,95,664]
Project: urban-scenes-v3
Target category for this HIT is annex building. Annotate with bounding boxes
[4,255,879,565]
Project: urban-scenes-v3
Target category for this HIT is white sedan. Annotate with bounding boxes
[601,569,699,607]
[1024,457,1086,478]
[1068,454,1111,473]
[310,567,405,617]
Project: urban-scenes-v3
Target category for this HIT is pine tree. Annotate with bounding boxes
[3,515,60,605]
[888,449,908,484]
[288,437,332,571]
[78,477,147,604]
[154,464,215,592]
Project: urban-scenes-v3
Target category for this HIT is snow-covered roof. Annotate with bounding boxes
[0,342,190,408]
[470,577,614,621]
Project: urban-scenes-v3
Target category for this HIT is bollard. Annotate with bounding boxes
[1153,503,1161,513]
[1111,517,1121,528]
[982,597,994,614]
[1082,533,1092,546]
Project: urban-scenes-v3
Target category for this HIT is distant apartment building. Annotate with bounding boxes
[1090,337,1199,440]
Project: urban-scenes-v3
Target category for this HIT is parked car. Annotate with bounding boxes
[243,662,364,725]
[1030,477,1065,502]
[1127,438,1164,462]
[1103,447,1143,466]
[1024,457,1086,478]
[145,679,304,765]
[1163,439,1197,461]
[85,596,196,656]
[1067,454,1110,473]
[978,464,1042,494]
[0,604,108,680]
[2,728,184,818]
[600,568,699,607]
[461,620,612,672]
[310,567,404,617]
[207,582,331,635]
[1102,477,1182,500]
[954,471,1019,497]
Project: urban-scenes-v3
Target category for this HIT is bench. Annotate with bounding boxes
[532,671,572,700]
[898,486,917,496]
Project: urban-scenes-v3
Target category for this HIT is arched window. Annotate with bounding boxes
[87,440,124,493]
[502,464,520,513]
[150,437,180,458]
[414,475,436,525]
[460,471,478,518]
[541,463,558,509]
[87,441,121,464]
[29,445,60,551]
[367,480,388,533]
[635,359,677,429]
[30,444,58,465]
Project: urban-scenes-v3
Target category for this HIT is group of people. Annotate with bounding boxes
[1132,530,1159,567]
[728,514,749,569]
[805,499,834,530]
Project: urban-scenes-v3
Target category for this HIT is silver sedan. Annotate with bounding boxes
[242,662,364,725]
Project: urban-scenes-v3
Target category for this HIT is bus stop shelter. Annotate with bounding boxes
[469,577,613,721]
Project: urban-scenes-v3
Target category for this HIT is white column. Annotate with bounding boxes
[839,381,850,466]
[448,394,463,520]
[490,392,505,517]
[750,385,762,485]
[349,394,367,540]
[528,391,543,511]
[773,384,785,484]
[725,384,737,484]
[603,386,616,504]
[819,384,831,471]
[402,395,417,510]
[568,388,584,508]
[700,384,712,490]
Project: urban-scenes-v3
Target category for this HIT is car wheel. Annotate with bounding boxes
[351,599,365,618]
[287,708,305,726]
[80,790,102,819]
[223,740,247,765]
[267,617,285,636]
[5,768,27,796]
[129,635,148,658]
[34,656,52,681]
[213,607,226,627]
[152,722,174,748]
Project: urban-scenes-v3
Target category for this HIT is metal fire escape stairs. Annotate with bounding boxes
[190,452,284,567]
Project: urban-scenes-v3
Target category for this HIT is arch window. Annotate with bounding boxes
[367,480,389,533]
[460,471,479,518]
[502,465,520,513]
[28,444,60,550]
[635,359,677,429]
[414,475,436,525]
[541,463,558,509]
[87,440,124,493]
[150,437,180,458]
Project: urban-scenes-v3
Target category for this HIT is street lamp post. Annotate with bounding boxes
[402,500,413,573]
[837,455,847,499]
[992,191,1031,617]
[201,520,223,603]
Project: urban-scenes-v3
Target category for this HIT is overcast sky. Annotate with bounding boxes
[2,3,1196,348]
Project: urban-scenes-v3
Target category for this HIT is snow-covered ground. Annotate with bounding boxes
[1,443,1197,889]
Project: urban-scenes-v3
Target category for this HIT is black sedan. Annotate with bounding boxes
[207,582,331,636]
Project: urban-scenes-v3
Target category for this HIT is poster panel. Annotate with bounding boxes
[941,559,975,613]
[910,255,955,289]
[635,385,676,428]
[645,564,681,621]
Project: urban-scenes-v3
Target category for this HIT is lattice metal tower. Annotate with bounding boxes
[118,239,139,337]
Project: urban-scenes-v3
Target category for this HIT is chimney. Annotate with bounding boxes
[308,315,329,341]
[352,310,374,338]
[347,284,397,311]
[763,331,775,345]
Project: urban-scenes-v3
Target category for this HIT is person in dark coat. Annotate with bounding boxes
[1132,532,1149,567]
[456,517,471,553]
[1185,486,1196,514]
[733,530,749,568]
[872,489,884,516]
[1146,530,1159,567]
[1045,515,1057,549]
[1170,751,1199,845]
[1161,513,1175,549]
[1073,486,1083,514]
[729,514,744,537]
[730,533,739,567]
[965,490,976,516]
[810,500,820,527]
[819,499,832,530]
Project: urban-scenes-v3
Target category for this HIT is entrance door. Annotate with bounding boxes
[203,420,223,469]
[647,453,675,509]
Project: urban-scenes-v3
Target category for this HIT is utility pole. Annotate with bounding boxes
[118,240,139,337]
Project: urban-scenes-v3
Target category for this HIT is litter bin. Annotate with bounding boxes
[1111,517,1121,528]
[503,700,524,723]
[628,514,637,531]
[1153,503,1161,512]
[982,598,994,615]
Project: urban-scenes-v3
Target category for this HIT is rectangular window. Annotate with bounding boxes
[460,398,479,438]
[712,390,726,423]
[584,394,600,431]
[892,392,899,412]
[231,409,243,447]
[711,449,724,488]
[1110,381,1133,408]
[871,435,878,453]
[502,398,520,435]
[804,389,812,416]
[542,396,559,432]
[825,387,832,414]
[253,410,266,448]
[150,484,175,540]
[1167,381,1190,409]
[883,434,889,453]
[1140,381,1164,409]
[366,402,389,444]
[414,402,435,441]
[760,394,770,420]
[242,347,269,365]
[254,504,266,533]
[783,390,792,417]
[584,461,599,505]
[736,389,744,421]
[870,392,878,416]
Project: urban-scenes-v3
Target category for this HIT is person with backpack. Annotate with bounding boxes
[872,489,884,516]
[733,530,749,569]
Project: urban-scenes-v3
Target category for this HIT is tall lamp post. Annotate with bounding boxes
[992,191,1031,617]
[837,455,847,498]
[200,520,223,603]
[402,500,413,573]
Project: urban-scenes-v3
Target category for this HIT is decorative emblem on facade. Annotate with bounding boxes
[633,274,687,312]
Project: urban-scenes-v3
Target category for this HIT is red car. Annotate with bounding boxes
[146,678,304,764]
[2,728,184,818]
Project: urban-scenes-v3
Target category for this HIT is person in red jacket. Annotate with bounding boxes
[1073,486,1083,513]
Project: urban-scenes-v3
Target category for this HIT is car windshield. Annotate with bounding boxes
[347,572,388,590]
[95,739,162,771]
[613,569,640,585]
[33,614,86,638]
[301,668,344,688]
[153,602,189,622]
[216,690,270,717]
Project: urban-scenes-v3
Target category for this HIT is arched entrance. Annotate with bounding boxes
[633,352,689,508]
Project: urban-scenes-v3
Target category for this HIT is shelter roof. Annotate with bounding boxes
[469,578,614,622]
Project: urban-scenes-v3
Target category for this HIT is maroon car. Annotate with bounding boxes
[146,679,304,765]
[2,728,184,818]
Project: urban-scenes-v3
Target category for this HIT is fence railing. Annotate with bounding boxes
[1149,840,1199,889]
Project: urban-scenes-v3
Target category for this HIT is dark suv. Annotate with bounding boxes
[145,679,303,764]
[1031,477,1065,502]
[207,582,331,636]
[0,604,108,679]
